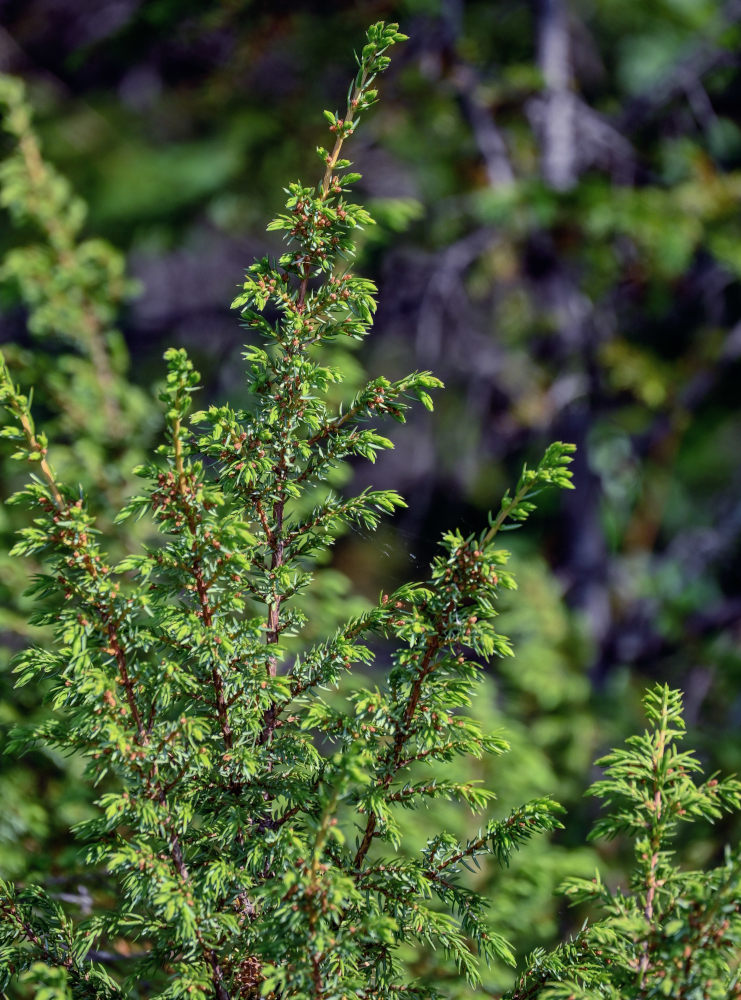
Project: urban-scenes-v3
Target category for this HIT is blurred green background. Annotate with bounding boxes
[1,0,741,994]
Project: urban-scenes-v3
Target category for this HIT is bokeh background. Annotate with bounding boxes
[1,0,741,994]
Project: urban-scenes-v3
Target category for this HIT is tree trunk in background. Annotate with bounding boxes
[537,0,577,191]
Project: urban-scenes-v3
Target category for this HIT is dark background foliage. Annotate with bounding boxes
[1,0,741,989]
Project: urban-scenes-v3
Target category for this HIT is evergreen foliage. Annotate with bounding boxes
[509,685,741,1000]
[0,71,364,885]
[0,24,574,998]
[0,72,158,883]
[0,72,148,451]
[0,21,738,1000]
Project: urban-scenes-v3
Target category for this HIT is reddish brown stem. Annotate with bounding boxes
[107,623,145,740]
[638,728,666,990]
[311,951,324,999]
[173,416,235,753]
[258,497,285,747]
[254,498,274,544]
[353,627,446,869]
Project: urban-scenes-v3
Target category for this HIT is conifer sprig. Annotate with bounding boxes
[0,74,139,437]
[0,23,578,1000]
[508,684,741,1000]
